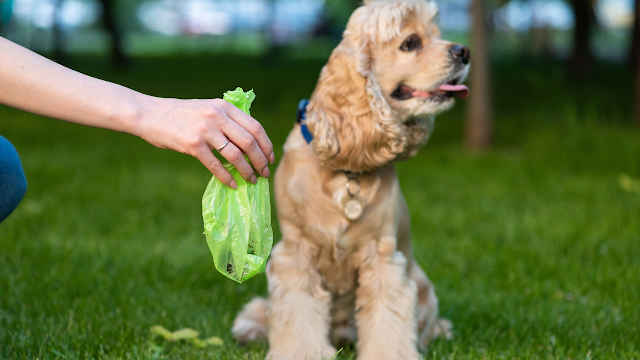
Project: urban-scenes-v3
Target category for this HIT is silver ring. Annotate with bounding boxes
[217,140,230,152]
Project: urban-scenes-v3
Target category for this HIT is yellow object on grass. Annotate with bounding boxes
[150,325,224,347]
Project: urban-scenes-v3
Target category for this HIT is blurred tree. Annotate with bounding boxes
[465,0,493,149]
[569,0,595,77]
[97,0,129,67]
[263,0,282,61]
[634,0,640,127]
[633,0,639,66]
[324,0,359,25]
[52,0,66,65]
[0,0,13,35]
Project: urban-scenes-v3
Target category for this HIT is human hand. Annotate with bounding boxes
[136,96,275,189]
[0,37,273,187]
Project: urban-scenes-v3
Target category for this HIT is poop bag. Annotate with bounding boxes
[202,88,273,283]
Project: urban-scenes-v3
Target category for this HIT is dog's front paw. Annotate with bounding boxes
[266,345,338,360]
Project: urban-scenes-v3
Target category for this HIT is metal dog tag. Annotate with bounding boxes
[342,195,365,221]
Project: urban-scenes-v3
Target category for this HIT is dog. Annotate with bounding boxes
[232,1,469,359]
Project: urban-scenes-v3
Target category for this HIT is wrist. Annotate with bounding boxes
[120,91,155,139]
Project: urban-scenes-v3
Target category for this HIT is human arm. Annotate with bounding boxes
[0,37,274,189]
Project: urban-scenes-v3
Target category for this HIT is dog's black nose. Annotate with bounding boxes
[449,45,470,64]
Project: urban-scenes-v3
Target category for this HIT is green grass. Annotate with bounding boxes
[1,55,639,359]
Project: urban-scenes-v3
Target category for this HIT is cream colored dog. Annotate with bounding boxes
[233,1,470,359]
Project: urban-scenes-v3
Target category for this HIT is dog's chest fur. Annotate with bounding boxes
[274,128,404,296]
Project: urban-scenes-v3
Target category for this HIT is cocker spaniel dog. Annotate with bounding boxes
[232,1,469,359]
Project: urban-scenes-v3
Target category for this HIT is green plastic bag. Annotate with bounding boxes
[202,88,273,283]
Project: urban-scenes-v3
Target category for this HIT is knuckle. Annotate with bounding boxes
[240,133,256,148]
[240,170,254,179]
[249,120,264,134]
[265,141,274,154]
[211,98,227,107]
[227,148,243,162]
[256,156,268,167]
[185,134,202,149]
[253,159,268,171]
[210,160,223,173]
[202,106,222,119]
[211,99,230,112]
[195,121,209,134]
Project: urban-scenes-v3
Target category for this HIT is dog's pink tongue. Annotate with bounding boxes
[438,84,469,99]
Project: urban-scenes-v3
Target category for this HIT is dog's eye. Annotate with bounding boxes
[400,34,422,52]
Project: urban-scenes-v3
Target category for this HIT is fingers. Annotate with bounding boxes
[217,139,258,185]
[222,101,275,165]
[206,124,258,184]
[194,146,238,189]
[221,122,270,180]
[190,98,275,185]
[140,97,274,186]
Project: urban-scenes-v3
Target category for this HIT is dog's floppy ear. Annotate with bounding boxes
[306,36,408,172]
[306,40,370,171]
[305,1,434,172]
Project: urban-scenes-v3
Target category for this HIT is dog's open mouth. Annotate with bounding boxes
[391,79,469,101]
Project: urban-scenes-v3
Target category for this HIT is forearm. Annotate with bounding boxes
[0,37,146,136]
[0,37,275,187]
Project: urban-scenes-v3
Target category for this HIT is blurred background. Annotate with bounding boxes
[1,0,639,359]
[1,0,639,138]
[0,0,635,60]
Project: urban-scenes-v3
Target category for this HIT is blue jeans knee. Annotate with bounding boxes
[0,135,27,223]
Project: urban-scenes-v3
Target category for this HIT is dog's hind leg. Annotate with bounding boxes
[411,262,453,348]
[232,297,269,343]
[355,240,420,360]
[266,240,337,360]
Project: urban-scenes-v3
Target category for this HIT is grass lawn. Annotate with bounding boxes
[1,55,639,360]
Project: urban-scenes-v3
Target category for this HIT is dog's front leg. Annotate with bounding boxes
[266,239,337,360]
[355,239,420,360]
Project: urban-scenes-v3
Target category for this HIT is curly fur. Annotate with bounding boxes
[232,1,465,359]
[307,0,438,172]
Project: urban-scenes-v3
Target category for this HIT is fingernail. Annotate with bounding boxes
[269,152,275,164]
[250,175,257,184]
[230,180,238,189]
[263,167,270,178]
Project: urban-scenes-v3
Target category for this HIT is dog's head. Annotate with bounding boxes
[306,0,470,172]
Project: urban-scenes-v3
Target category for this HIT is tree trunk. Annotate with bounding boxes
[634,0,640,127]
[636,64,640,128]
[263,0,281,62]
[465,0,492,150]
[52,0,66,65]
[0,0,8,33]
[97,0,128,67]
[569,0,592,77]
[632,0,639,66]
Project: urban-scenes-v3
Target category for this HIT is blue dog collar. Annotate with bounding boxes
[296,99,313,144]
